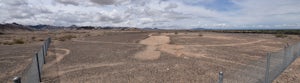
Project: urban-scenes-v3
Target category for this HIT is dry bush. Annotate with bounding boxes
[31,36,36,40]
[174,32,178,35]
[3,41,14,45]
[0,32,4,35]
[84,34,91,37]
[13,39,25,44]
[198,33,203,37]
[1,39,25,45]
[58,35,77,41]
[274,34,288,38]
[38,39,44,41]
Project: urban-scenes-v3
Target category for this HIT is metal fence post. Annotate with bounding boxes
[265,53,271,83]
[283,46,287,68]
[42,45,46,64]
[36,53,42,82]
[44,44,47,56]
[13,77,21,83]
[218,72,223,83]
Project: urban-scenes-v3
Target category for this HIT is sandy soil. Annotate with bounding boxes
[1,31,300,83]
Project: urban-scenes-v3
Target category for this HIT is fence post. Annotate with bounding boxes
[218,72,223,83]
[13,77,21,83]
[265,53,271,83]
[44,44,47,56]
[42,45,46,64]
[36,53,42,82]
[283,46,287,68]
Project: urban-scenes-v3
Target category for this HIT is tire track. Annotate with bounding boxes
[44,48,70,69]
[72,38,137,45]
[185,39,266,47]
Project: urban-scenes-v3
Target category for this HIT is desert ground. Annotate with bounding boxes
[1,30,300,83]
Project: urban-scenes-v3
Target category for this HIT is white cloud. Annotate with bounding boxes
[0,0,299,29]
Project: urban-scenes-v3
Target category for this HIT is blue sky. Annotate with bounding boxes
[0,0,300,29]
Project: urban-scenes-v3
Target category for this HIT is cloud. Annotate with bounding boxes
[0,0,52,20]
[1,0,28,6]
[89,0,128,5]
[164,3,178,10]
[0,0,299,29]
[55,0,80,6]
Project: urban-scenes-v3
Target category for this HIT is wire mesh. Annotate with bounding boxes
[220,42,300,83]
[17,37,51,83]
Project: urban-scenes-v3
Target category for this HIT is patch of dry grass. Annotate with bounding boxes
[274,34,288,38]
[198,33,203,37]
[1,38,25,45]
[58,35,77,41]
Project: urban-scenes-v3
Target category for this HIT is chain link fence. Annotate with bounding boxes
[219,42,300,83]
[14,37,51,83]
[12,37,299,83]
[266,43,300,83]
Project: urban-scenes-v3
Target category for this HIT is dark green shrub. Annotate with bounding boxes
[274,34,288,38]
[58,35,76,41]
[13,39,25,44]
[31,36,36,40]
[174,32,178,35]
[198,33,203,37]
[3,41,14,45]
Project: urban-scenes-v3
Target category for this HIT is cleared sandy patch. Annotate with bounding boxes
[134,46,161,60]
[134,34,170,60]
[202,34,235,40]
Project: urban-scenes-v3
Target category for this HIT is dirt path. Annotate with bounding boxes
[44,48,70,69]
[134,33,266,69]
[186,39,266,47]
[72,38,137,45]
[45,48,125,78]
[58,62,125,76]
[134,34,170,60]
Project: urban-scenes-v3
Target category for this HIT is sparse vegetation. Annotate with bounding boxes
[38,39,44,41]
[31,36,36,40]
[13,39,25,44]
[174,32,178,35]
[212,30,300,35]
[274,34,288,38]
[0,32,4,35]
[198,33,203,37]
[58,35,77,41]
[3,41,14,45]
[1,39,25,45]
[84,34,91,37]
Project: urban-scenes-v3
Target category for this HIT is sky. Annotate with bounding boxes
[0,0,300,29]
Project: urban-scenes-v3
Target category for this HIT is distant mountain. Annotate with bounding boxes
[191,28,206,30]
[0,23,141,31]
[28,24,62,30]
[142,27,160,30]
[0,23,33,32]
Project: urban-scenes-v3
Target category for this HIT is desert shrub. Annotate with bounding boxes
[58,35,76,41]
[169,41,175,44]
[84,34,91,37]
[0,32,4,35]
[38,39,44,41]
[274,34,288,38]
[13,39,25,44]
[31,36,36,40]
[198,33,203,37]
[3,41,14,45]
[174,32,178,35]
